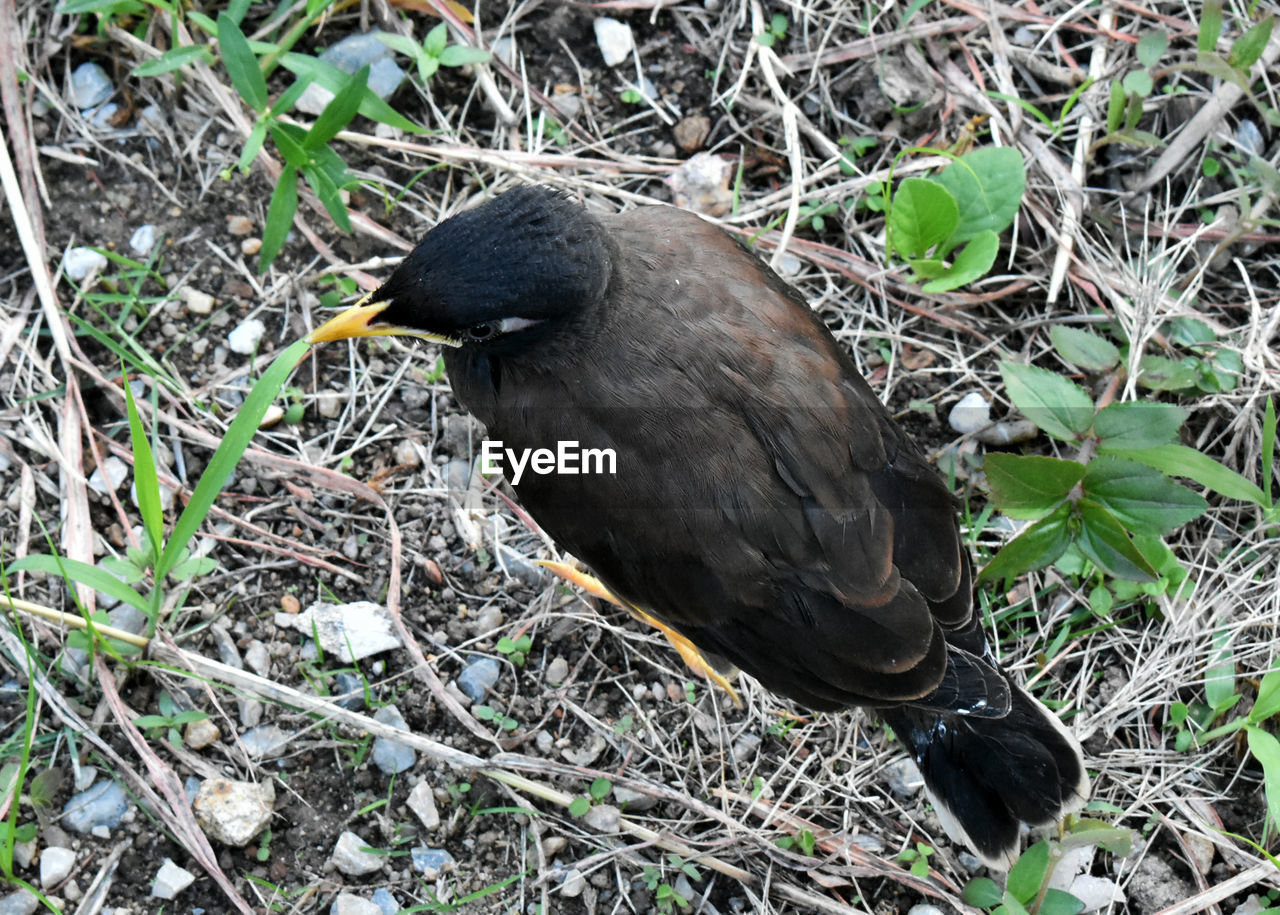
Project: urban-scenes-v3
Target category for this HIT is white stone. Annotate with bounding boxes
[407,782,440,830]
[129,224,158,256]
[181,287,215,315]
[560,868,585,898]
[283,601,402,662]
[331,894,383,915]
[1232,894,1268,915]
[593,18,634,66]
[227,319,266,354]
[63,247,107,281]
[39,846,75,888]
[948,392,990,434]
[88,456,129,494]
[332,831,384,876]
[192,777,274,847]
[1069,875,1125,912]
[150,858,195,899]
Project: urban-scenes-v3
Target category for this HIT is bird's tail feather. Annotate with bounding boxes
[881,684,1089,868]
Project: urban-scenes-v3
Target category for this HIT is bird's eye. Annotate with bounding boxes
[465,323,496,342]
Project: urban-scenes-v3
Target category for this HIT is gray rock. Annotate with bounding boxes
[408,781,440,830]
[150,858,195,899]
[1232,894,1268,915]
[908,906,945,915]
[70,62,113,109]
[544,656,569,686]
[298,33,405,115]
[611,785,657,812]
[39,846,74,887]
[285,601,402,662]
[332,831,384,876]
[410,847,455,879]
[192,777,275,846]
[883,758,924,797]
[582,803,620,832]
[240,725,293,758]
[0,888,38,915]
[244,640,270,677]
[371,704,415,774]
[560,868,585,898]
[371,888,400,915]
[456,656,501,701]
[63,780,131,833]
[183,717,220,750]
[88,457,128,495]
[1069,875,1125,912]
[333,671,365,710]
[330,894,383,915]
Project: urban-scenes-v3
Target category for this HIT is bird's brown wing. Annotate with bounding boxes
[488,206,1003,711]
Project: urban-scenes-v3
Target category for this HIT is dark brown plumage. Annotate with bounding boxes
[309,185,1089,866]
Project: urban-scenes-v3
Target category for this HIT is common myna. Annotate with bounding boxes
[309,185,1089,866]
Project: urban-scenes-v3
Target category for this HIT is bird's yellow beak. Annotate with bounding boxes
[306,292,462,347]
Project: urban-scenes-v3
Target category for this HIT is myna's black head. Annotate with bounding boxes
[309,186,612,351]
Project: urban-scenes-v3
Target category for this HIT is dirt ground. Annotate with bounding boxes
[2,1,1279,914]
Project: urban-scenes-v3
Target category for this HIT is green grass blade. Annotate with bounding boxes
[123,377,164,563]
[1263,396,1276,510]
[157,339,311,580]
[8,554,151,614]
[217,13,268,113]
[259,167,299,272]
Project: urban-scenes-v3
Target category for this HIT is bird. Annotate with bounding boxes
[307,184,1089,867]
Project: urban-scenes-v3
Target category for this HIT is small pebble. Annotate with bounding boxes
[560,868,585,898]
[545,656,569,686]
[227,319,266,354]
[62,780,131,833]
[298,32,405,115]
[456,656,501,701]
[183,717,220,750]
[226,215,254,236]
[70,62,113,109]
[40,847,75,888]
[371,705,415,774]
[883,758,924,796]
[259,404,285,429]
[673,114,711,153]
[240,725,293,758]
[410,847,455,879]
[63,247,108,281]
[582,804,621,832]
[88,457,128,494]
[150,858,196,899]
[129,224,158,256]
[241,238,263,256]
[331,831,384,876]
[407,782,440,830]
[594,17,634,67]
[394,439,421,467]
[948,392,990,434]
[330,895,382,915]
[192,778,275,846]
[181,287,215,315]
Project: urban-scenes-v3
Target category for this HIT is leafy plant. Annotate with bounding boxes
[134,691,210,750]
[754,13,788,47]
[473,704,518,732]
[640,855,702,914]
[376,22,490,85]
[776,828,817,857]
[979,327,1268,598]
[567,777,612,817]
[496,634,532,667]
[620,87,644,105]
[885,146,1026,293]
[896,841,934,877]
[963,822,1133,915]
[6,341,312,650]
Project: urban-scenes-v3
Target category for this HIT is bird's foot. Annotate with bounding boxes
[536,560,742,706]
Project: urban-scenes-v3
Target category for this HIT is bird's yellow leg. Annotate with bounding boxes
[536,560,741,706]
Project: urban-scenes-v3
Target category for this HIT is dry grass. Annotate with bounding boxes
[1,0,1279,912]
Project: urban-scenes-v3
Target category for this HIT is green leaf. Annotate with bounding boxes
[984,454,1084,519]
[1093,402,1185,449]
[99,555,145,583]
[217,14,267,113]
[933,146,1026,243]
[1075,499,1158,581]
[589,777,612,800]
[977,506,1072,583]
[1263,396,1276,509]
[921,230,999,293]
[1039,889,1086,915]
[1204,630,1236,713]
[171,555,218,580]
[999,362,1095,441]
[259,167,298,272]
[123,379,164,562]
[1251,669,1280,723]
[304,65,369,150]
[1082,457,1208,535]
[237,120,268,171]
[439,45,491,67]
[279,53,423,133]
[1137,30,1167,68]
[156,340,312,579]
[963,877,1003,908]
[1122,70,1153,97]
[270,123,310,169]
[1199,0,1223,52]
[1246,725,1280,833]
[906,256,947,279]
[1137,355,1198,391]
[1102,444,1265,505]
[889,178,958,259]
[302,165,352,232]
[8,555,151,615]
[1106,81,1125,134]
[1049,326,1120,372]
[567,797,590,817]
[133,44,212,77]
[425,21,448,57]
[1007,839,1050,904]
[1229,16,1274,70]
